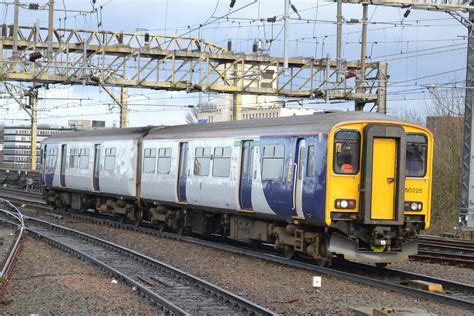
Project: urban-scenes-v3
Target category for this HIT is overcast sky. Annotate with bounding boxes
[0,0,468,127]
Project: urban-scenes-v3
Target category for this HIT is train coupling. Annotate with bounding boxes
[328,232,418,264]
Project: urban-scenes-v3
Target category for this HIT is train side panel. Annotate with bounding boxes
[97,139,138,197]
[186,139,239,210]
[63,141,95,192]
[140,140,180,203]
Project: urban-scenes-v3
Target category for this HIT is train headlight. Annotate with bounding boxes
[335,199,356,210]
[404,201,423,211]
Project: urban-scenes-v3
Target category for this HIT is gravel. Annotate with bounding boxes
[391,260,474,285]
[20,210,474,315]
[0,237,163,315]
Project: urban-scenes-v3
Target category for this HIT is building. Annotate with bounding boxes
[2,126,71,170]
[68,120,106,129]
[193,64,322,123]
[195,101,324,123]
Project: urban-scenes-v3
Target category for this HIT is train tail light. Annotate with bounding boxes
[335,199,356,210]
[404,201,423,211]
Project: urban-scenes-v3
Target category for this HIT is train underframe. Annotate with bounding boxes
[45,189,421,266]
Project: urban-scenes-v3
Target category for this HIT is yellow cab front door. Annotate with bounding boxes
[370,138,397,220]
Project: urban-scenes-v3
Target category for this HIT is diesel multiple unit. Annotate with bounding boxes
[41,112,433,266]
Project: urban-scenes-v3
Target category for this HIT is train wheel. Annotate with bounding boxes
[317,237,332,267]
[134,209,143,226]
[284,245,295,259]
[156,223,166,232]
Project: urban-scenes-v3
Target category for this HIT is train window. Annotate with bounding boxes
[143,148,157,173]
[79,148,90,169]
[333,131,360,175]
[213,147,231,177]
[194,147,211,176]
[262,144,285,180]
[47,148,58,168]
[157,148,172,174]
[69,148,79,168]
[306,145,315,177]
[104,148,116,171]
[406,134,427,177]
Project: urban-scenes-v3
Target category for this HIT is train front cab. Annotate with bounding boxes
[326,121,433,264]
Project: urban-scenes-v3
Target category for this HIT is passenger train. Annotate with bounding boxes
[41,112,433,266]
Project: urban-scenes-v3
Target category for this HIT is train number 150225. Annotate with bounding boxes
[405,187,422,194]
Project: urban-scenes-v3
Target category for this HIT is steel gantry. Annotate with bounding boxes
[0,24,386,169]
[0,24,386,107]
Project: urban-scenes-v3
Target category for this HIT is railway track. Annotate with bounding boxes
[2,187,474,310]
[411,236,474,268]
[25,216,274,316]
[0,198,26,297]
[32,209,474,310]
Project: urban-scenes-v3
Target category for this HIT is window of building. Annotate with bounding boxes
[69,148,79,168]
[194,147,211,176]
[306,145,315,177]
[104,147,116,171]
[212,147,231,177]
[157,148,172,174]
[333,130,360,175]
[406,134,428,177]
[262,144,285,180]
[143,148,157,173]
[79,148,90,169]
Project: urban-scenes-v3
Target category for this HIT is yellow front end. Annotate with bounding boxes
[325,120,433,264]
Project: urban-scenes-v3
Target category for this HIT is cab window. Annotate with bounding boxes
[406,134,427,177]
[333,131,360,175]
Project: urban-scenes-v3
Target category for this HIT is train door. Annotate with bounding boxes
[177,142,188,203]
[41,145,47,185]
[239,140,255,210]
[360,124,406,225]
[93,144,101,191]
[294,139,305,218]
[60,144,67,187]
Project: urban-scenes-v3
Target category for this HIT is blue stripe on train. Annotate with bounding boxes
[260,135,327,222]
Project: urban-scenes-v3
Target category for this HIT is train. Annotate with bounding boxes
[41,112,433,266]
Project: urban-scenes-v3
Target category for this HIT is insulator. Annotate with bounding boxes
[266,16,277,23]
[90,76,101,83]
[252,41,258,53]
[29,51,43,62]
[144,33,150,43]
[227,40,232,51]
[28,3,40,10]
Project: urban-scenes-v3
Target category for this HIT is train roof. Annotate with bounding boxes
[42,112,414,143]
[42,126,154,143]
[144,112,409,140]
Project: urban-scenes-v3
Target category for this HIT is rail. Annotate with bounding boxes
[25,216,275,315]
[36,209,474,310]
[8,188,474,310]
[0,198,26,295]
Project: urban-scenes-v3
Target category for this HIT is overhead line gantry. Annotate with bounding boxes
[0,24,386,170]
